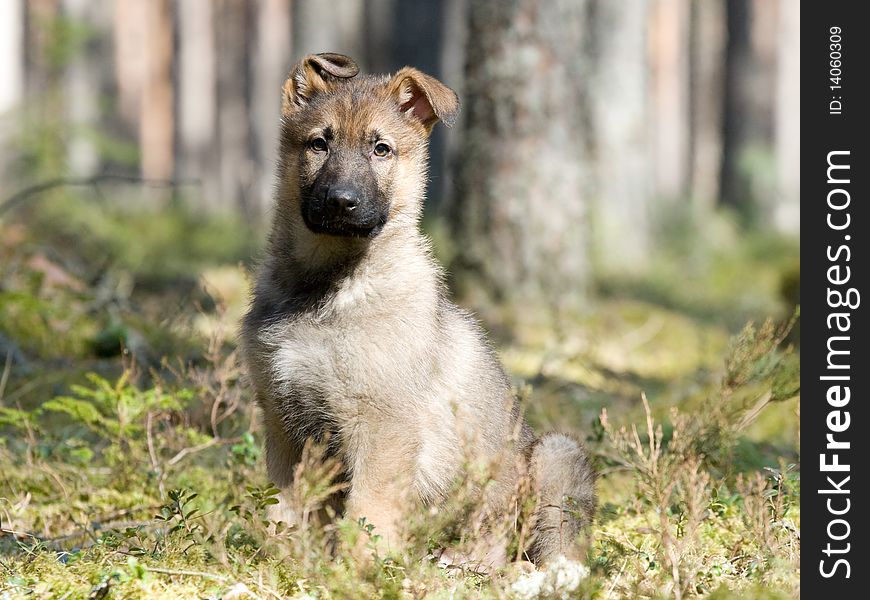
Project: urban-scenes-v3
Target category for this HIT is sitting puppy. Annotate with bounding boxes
[241,53,595,567]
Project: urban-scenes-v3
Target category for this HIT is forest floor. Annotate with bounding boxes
[1,192,799,599]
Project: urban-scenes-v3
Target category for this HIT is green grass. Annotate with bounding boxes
[0,200,799,599]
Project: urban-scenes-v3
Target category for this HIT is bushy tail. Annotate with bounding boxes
[526,432,597,564]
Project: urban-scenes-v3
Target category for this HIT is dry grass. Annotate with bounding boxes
[0,216,799,599]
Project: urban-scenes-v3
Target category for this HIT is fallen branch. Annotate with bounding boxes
[0,174,199,216]
[166,436,241,467]
[147,566,228,582]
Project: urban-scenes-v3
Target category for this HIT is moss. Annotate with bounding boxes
[1,206,798,598]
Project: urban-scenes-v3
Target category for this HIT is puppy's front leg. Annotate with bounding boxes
[345,479,407,555]
[262,413,302,527]
[343,432,417,555]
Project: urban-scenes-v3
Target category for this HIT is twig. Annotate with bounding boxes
[0,556,16,574]
[0,174,199,215]
[0,349,12,405]
[42,520,157,545]
[68,515,100,545]
[166,436,240,467]
[90,506,163,526]
[737,390,774,431]
[1,371,67,406]
[0,527,41,541]
[147,567,228,582]
[145,411,166,498]
[604,558,628,600]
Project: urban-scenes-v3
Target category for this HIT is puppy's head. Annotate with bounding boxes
[278,53,459,239]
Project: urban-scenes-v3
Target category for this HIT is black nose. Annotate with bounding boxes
[326,186,360,212]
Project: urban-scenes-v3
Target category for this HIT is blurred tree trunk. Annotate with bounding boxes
[251,0,292,219]
[773,0,799,234]
[19,0,66,181]
[0,0,24,117]
[720,0,778,220]
[293,0,364,59]
[0,0,25,193]
[176,0,219,211]
[363,0,395,73]
[114,0,146,137]
[216,0,253,218]
[588,0,652,274]
[63,0,113,177]
[649,0,690,203]
[140,0,174,181]
[452,0,594,311]
[439,0,468,216]
[392,0,448,213]
[365,0,451,212]
[688,0,726,210]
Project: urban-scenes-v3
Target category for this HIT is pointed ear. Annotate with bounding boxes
[387,67,460,132]
[282,53,359,116]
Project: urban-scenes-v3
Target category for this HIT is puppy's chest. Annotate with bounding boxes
[266,315,434,420]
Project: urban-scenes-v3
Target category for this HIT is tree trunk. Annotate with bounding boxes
[292,0,365,60]
[439,0,468,216]
[720,0,778,221]
[113,0,146,137]
[0,0,25,193]
[63,0,113,176]
[453,0,594,310]
[0,0,24,117]
[688,0,726,211]
[251,0,292,219]
[587,0,652,274]
[363,0,396,74]
[216,0,253,217]
[176,0,219,211]
[140,0,174,181]
[392,0,448,213]
[773,0,799,234]
[649,0,691,203]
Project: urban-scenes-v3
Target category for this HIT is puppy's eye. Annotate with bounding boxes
[373,142,392,158]
[310,137,328,153]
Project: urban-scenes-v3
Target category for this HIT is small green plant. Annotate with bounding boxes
[0,198,800,597]
[155,488,204,551]
[230,432,260,467]
[41,372,183,443]
[595,312,801,598]
[229,484,281,530]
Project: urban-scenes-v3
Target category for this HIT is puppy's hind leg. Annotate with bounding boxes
[526,433,596,565]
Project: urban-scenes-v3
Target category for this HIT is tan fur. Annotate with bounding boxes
[241,53,595,565]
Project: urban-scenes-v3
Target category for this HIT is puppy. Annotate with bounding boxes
[241,53,595,566]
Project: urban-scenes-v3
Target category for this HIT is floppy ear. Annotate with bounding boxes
[387,67,460,132]
[282,53,359,116]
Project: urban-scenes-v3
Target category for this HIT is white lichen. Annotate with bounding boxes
[510,556,589,599]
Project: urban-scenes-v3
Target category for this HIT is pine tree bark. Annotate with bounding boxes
[720,0,778,219]
[176,0,219,211]
[688,0,726,210]
[650,0,691,203]
[293,0,365,60]
[453,0,594,308]
[0,0,24,117]
[0,0,25,194]
[113,0,146,135]
[64,0,113,176]
[251,0,292,219]
[215,0,253,216]
[140,0,174,181]
[587,0,652,273]
[773,0,799,234]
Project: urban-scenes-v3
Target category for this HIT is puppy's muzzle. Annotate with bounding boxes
[324,185,361,214]
[302,183,387,238]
